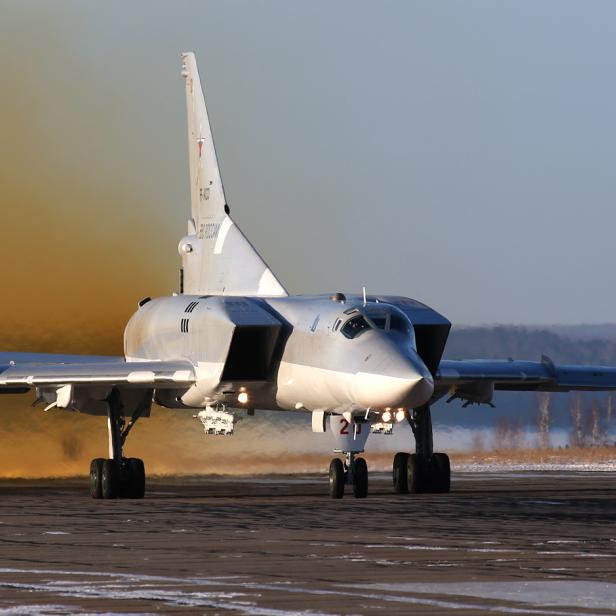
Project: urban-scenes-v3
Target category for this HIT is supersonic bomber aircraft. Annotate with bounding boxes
[2,52,616,499]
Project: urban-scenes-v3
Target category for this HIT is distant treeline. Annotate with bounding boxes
[443,325,616,366]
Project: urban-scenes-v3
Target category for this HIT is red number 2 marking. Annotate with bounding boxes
[339,419,361,435]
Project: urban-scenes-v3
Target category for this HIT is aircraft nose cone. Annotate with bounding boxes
[354,348,434,409]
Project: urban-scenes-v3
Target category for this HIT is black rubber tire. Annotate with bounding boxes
[126,458,146,499]
[89,458,104,499]
[353,457,368,498]
[101,459,119,499]
[329,458,345,499]
[407,453,424,494]
[393,452,410,494]
[431,453,451,493]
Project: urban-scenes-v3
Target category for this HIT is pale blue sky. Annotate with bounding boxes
[2,0,616,325]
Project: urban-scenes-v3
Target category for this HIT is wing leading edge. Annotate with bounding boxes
[0,354,196,389]
[436,356,616,406]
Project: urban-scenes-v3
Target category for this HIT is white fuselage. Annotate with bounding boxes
[124,294,434,414]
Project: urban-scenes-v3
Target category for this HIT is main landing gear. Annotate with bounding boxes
[393,405,450,494]
[329,452,368,499]
[89,389,147,499]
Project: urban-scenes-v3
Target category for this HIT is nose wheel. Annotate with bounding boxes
[329,452,368,499]
[393,404,451,494]
[329,458,345,498]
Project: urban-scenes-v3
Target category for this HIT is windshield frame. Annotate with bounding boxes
[338,304,415,345]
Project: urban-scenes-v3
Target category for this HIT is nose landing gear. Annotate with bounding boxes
[327,414,371,498]
[393,405,451,494]
[329,451,368,499]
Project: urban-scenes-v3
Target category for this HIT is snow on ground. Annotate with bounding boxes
[453,461,616,472]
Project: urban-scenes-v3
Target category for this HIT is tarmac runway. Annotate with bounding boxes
[1,471,616,615]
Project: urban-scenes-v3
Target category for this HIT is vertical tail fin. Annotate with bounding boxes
[179,52,287,297]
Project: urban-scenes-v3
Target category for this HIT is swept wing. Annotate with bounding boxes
[436,356,616,406]
[0,353,195,390]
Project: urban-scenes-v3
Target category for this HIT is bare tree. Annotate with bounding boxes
[511,420,525,449]
[471,431,485,452]
[606,395,613,445]
[494,418,525,450]
[494,419,508,450]
[591,399,601,447]
[569,394,584,448]
[537,392,551,449]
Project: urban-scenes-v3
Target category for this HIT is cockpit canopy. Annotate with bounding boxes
[337,305,415,346]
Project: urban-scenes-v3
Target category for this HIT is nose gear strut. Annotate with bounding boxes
[328,414,370,499]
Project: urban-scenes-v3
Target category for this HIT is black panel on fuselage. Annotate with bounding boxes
[221,325,281,381]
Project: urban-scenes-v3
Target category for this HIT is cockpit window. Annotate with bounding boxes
[341,315,371,339]
[370,315,388,330]
[338,305,414,343]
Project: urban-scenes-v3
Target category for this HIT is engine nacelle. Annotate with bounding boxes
[447,382,495,407]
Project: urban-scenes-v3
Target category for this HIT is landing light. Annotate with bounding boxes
[381,410,392,423]
[395,409,406,423]
[237,392,249,405]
